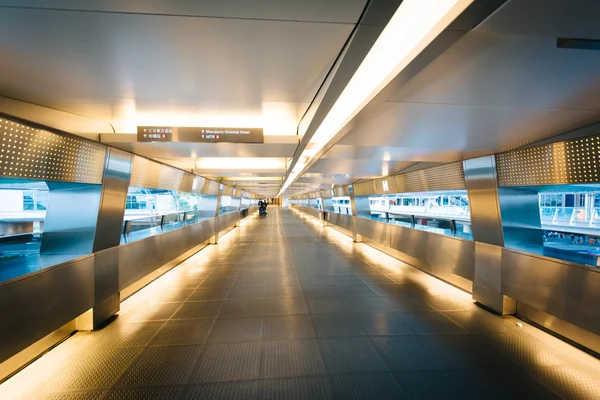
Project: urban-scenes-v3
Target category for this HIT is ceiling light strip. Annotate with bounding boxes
[278,0,473,197]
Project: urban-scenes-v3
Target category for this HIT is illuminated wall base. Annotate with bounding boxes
[518,303,600,356]
[0,320,76,383]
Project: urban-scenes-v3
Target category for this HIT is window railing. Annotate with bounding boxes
[121,210,213,243]
[540,207,600,228]
[370,212,473,240]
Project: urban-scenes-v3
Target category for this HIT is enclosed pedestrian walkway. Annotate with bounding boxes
[2,208,600,399]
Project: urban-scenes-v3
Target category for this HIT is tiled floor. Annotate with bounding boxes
[3,207,600,399]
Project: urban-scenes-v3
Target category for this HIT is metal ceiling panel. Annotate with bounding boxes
[337,102,600,154]
[0,0,367,24]
[390,32,600,111]
[0,4,354,121]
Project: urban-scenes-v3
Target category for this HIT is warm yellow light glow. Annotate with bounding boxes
[278,0,473,196]
[122,102,299,136]
[222,176,283,182]
[135,111,263,129]
[194,157,287,171]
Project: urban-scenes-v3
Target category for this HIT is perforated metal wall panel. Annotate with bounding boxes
[0,117,106,183]
[496,136,600,186]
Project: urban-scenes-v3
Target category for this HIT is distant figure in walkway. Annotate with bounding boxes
[259,199,268,216]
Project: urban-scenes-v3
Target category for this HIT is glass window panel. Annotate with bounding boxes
[363,190,471,240]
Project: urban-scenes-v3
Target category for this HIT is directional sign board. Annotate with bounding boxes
[137,126,264,143]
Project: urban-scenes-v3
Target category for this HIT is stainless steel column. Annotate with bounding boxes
[91,148,133,328]
[210,184,223,244]
[463,156,516,314]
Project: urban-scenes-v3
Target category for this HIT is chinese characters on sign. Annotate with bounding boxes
[137,127,173,142]
[136,127,264,143]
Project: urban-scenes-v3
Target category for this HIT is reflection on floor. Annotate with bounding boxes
[2,208,600,399]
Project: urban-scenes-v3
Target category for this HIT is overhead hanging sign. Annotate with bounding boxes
[137,126,264,143]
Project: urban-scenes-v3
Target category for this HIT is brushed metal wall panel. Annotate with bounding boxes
[333,186,350,197]
[0,256,94,363]
[40,183,103,255]
[327,212,353,232]
[93,148,133,252]
[497,187,543,248]
[517,303,600,355]
[353,162,465,196]
[395,162,465,193]
[118,235,164,290]
[502,249,600,336]
[356,218,390,248]
[202,179,220,196]
[129,155,194,191]
[496,135,600,186]
[389,224,474,290]
[0,115,106,183]
[129,154,228,196]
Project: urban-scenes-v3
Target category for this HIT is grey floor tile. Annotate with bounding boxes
[301,286,334,298]
[150,319,216,346]
[330,373,406,400]
[263,315,316,340]
[44,348,143,392]
[200,277,236,288]
[208,317,264,343]
[380,296,437,312]
[441,310,511,333]
[234,277,268,287]
[311,314,365,338]
[259,377,334,400]
[126,302,181,322]
[394,370,561,400]
[220,299,266,318]
[261,339,326,379]
[369,283,428,297]
[228,286,267,300]
[306,298,347,314]
[95,321,164,348]
[152,288,195,303]
[172,302,224,320]
[425,296,476,312]
[353,313,416,336]
[104,386,185,399]
[266,285,304,299]
[188,288,231,302]
[320,337,387,373]
[185,381,259,399]
[265,298,309,315]
[209,269,240,278]
[324,275,364,285]
[401,312,468,334]
[370,336,468,371]
[116,345,202,386]
[35,393,106,400]
[193,342,262,383]
[326,285,378,298]
[343,297,399,313]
